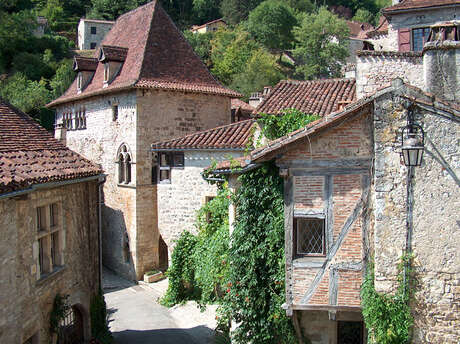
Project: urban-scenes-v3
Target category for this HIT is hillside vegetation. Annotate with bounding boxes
[0,0,390,128]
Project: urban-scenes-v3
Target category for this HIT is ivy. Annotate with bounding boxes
[257,108,320,141]
[50,294,70,334]
[361,255,414,344]
[218,162,296,344]
[90,291,113,344]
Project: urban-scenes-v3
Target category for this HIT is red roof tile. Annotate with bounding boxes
[383,0,459,14]
[231,98,255,112]
[48,1,239,107]
[255,79,356,117]
[346,20,374,38]
[366,16,389,38]
[0,100,102,193]
[151,119,256,150]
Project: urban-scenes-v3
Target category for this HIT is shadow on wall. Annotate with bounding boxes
[102,206,137,281]
[112,326,215,344]
[159,235,168,272]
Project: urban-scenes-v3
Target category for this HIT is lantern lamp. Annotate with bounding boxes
[400,106,424,167]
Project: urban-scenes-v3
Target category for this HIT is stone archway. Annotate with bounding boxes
[57,304,88,344]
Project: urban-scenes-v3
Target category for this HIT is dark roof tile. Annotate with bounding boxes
[383,0,459,13]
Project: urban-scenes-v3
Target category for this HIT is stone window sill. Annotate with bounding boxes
[117,183,136,189]
[36,266,66,286]
[292,257,326,268]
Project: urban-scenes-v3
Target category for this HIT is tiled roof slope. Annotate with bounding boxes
[346,20,374,38]
[49,1,239,107]
[0,100,102,193]
[151,119,255,150]
[231,98,255,112]
[383,0,459,13]
[255,79,356,117]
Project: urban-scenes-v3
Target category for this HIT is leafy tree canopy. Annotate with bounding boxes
[220,0,263,25]
[183,30,214,67]
[293,7,350,80]
[247,0,297,53]
[192,0,222,24]
[352,8,375,25]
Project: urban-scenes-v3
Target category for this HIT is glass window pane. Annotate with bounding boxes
[160,169,170,182]
[50,203,58,227]
[39,238,44,274]
[173,152,184,167]
[37,206,46,231]
[51,232,59,268]
[160,153,171,167]
[297,218,325,255]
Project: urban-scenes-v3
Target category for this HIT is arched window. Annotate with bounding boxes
[117,144,132,184]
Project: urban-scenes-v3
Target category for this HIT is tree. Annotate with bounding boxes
[293,7,349,80]
[352,8,374,25]
[247,0,297,54]
[285,0,314,13]
[50,59,75,98]
[89,0,150,21]
[220,0,263,25]
[183,30,214,67]
[192,0,222,24]
[230,48,283,98]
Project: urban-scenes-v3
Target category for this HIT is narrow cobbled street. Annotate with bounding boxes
[103,268,217,344]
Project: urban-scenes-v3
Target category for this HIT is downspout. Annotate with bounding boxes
[97,176,106,291]
[404,166,414,299]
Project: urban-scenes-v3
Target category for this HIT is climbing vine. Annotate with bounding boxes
[50,294,70,335]
[361,255,414,344]
[257,108,320,140]
[218,162,296,344]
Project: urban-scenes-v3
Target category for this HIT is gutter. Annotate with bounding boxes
[0,174,105,200]
[213,163,261,175]
[383,4,459,16]
[97,176,106,291]
[151,147,246,152]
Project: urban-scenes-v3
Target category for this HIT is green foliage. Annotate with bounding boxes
[218,162,296,343]
[258,108,320,140]
[230,48,283,98]
[192,0,222,24]
[50,58,75,98]
[12,52,54,81]
[193,186,231,304]
[247,0,297,52]
[352,8,374,25]
[39,0,64,30]
[220,0,263,25]
[90,291,113,344]
[89,0,149,21]
[50,294,70,334]
[293,7,350,80]
[361,257,414,344]
[161,230,199,306]
[183,30,214,67]
[285,0,314,13]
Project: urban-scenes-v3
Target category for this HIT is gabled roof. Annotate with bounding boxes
[231,99,255,112]
[151,119,256,151]
[215,79,460,172]
[191,18,226,30]
[0,99,102,193]
[345,20,374,39]
[366,16,389,38]
[255,79,356,117]
[383,0,459,14]
[49,1,239,107]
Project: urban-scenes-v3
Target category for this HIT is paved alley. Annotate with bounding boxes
[103,268,217,344]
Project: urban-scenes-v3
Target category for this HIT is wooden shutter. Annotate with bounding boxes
[398,28,411,52]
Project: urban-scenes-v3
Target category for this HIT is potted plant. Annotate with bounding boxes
[143,269,164,283]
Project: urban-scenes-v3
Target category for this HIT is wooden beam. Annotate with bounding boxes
[278,158,372,170]
[291,168,370,176]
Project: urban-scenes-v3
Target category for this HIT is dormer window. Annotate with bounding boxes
[98,45,128,86]
[104,63,109,83]
[77,72,82,91]
[73,56,97,92]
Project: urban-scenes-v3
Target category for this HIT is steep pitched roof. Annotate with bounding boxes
[0,100,102,193]
[151,119,256,150]
[383,0,459,14]
[255,79,356,117]
[49,1,239,107]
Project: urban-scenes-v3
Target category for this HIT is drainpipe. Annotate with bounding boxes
[97,176,106,291]
[404,166,414,299]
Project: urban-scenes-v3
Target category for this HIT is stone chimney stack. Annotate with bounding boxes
[423,22,460,102]
[54,122,67,145]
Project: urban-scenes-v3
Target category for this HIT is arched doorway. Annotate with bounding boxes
[57,306,84,344]
[159,235,168,271]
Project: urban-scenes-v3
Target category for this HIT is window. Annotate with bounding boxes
[117,144,132,184]
[77,72,82,90]
[74,108,86,129]
[412,27,430,51]
[90,26,97,34]
[63,112,73,130]
[337,321,364,344]
[294,217,326,257]
[153,152,185,184]
[112,105,118,121]
[90,42,97,49]
[36,203,62,278]
[104,63,109,82]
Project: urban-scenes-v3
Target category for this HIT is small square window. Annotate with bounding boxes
[91,26,97,34]
[173,152,184,167]
[294,217,326,257]
[412,27,430,51]
[90,42,97,49]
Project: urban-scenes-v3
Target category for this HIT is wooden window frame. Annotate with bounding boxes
[293,216,326,258]
[155,151,185,184]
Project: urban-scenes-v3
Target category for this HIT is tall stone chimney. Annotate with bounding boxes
[423,22,460,102]
[54,122,67,145]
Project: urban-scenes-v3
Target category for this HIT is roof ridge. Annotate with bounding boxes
[117,0,157,20]
[280,78,356,84]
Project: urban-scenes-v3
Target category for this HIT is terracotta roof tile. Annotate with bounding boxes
[231,98,255,112]
[383,0,459,14]
[255,79,356,117]
[151,119,255,150]
[48,1,239,107]
[346,20,374,38]
[0,100,102,193]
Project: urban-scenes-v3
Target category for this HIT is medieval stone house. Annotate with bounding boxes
[77,18,114,50]
[216,18,459,344]
[0,100,103,344]
[47,1,239,280]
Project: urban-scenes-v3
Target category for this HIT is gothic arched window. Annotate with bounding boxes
[117,144,132,184]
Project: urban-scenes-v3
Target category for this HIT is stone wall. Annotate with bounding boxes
[0,181,100,344]
[372,90,460,343]
[78,20,114,50]
[356,51,423,99]
[157,150,242,256]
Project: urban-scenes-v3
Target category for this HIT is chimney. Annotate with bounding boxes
[54,122,67,145]
[423,21,460,102]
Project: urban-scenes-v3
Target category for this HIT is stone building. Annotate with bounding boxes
[216,19,460,344]
[191,18,227,34]
[77,18,114,50]
[151,119,256,265]
[366,0,459,51]
[48,1,239,281]
[0,100,103,344]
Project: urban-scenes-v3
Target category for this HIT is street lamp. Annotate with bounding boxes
[400,106,425,167]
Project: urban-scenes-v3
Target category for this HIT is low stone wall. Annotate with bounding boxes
[356,51,423,99]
